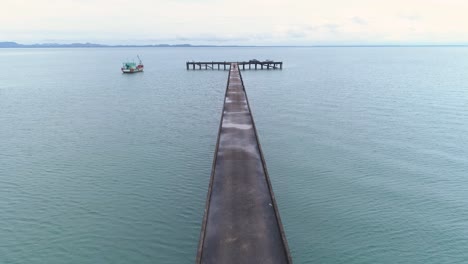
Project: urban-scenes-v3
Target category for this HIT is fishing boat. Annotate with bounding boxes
[121,55,144,73]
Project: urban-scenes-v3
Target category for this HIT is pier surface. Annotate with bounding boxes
[197,64,292,264]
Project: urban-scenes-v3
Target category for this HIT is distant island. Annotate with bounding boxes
[0,41,235,48]
[2,41,468,48]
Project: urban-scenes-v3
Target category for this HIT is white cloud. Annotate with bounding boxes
[1,0,468,44]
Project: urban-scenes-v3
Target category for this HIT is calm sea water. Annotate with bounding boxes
[1,47,468,264]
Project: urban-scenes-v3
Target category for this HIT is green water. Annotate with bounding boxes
[1,47,468,263]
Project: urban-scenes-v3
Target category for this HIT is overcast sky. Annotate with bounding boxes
[2,0,468,45]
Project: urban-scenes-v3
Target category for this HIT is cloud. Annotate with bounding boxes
[2,0,468,44]
[321,24,341,33]
[399,14,421,21]
[174,35,250,43]
[351,16,367,25]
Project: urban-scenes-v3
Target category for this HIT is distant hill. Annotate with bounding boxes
[0,42,23,48]
[5,41,466,48]
[0,41,205,48]
[30,42,106,48]
[0,42,113,48]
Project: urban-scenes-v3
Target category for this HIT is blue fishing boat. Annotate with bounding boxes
[121,55,144,73]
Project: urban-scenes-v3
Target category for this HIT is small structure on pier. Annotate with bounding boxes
[186,60,283,70]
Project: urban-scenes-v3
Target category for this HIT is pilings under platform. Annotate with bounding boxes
[196,63,292,264]
[186,61,283,70]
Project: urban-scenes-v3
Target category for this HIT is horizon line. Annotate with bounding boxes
[2,41,468,48]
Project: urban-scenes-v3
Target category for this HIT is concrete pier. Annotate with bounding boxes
[196,64,292,264]
[187,61,283,70]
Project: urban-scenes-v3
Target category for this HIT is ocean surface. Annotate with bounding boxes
[1,47,468,264]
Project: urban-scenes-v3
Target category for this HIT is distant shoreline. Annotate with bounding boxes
[1,41,468,48]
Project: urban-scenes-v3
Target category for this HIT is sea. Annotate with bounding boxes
[1,47,468,264]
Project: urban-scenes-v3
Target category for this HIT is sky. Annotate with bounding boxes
[1,0,468,45]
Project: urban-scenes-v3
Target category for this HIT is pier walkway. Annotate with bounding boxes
[196,64,292,264]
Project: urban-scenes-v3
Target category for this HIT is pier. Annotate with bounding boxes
[186,60,283,70]
[196,63,291,264]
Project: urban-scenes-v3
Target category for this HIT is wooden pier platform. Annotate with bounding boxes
[187,60,282,70]
[196,63,292,264]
